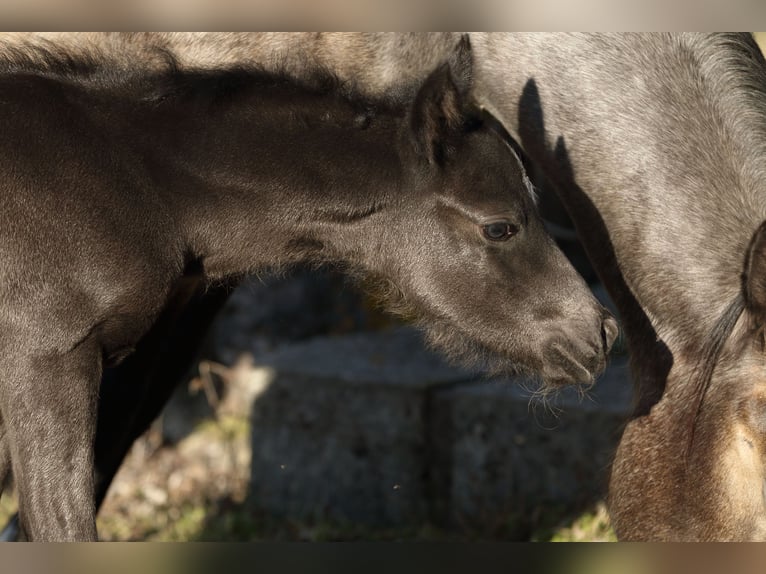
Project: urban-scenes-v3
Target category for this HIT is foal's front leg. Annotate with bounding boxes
[0,337,100,541]
[0,283,233,540]
[94,282,233,508]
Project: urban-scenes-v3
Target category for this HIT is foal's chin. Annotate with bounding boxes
[420,319,608,392]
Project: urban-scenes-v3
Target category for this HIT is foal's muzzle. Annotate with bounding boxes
[542,310,618,386]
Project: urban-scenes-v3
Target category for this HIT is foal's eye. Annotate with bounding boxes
[482,222,518,241]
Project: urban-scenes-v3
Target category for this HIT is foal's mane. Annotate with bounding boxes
[0,38,394,114]
[136,64,356,108]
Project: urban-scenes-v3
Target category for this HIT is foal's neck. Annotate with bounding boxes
[138,80,406,281]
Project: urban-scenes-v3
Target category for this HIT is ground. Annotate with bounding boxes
[0,398,615,541]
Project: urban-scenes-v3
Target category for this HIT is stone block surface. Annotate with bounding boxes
[244,327,632,527]
[247,328,475,525]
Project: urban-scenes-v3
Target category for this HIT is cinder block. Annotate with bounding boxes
[247,328,474,525]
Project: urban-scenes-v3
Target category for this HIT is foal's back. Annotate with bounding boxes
[0,64,400,351]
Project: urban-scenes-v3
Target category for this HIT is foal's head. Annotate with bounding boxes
[329,38,617,387]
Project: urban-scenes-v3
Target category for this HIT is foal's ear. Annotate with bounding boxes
[743,221,766,323]
[410,34,474,165]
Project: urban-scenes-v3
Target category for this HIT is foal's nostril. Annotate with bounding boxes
[601,314,619,355]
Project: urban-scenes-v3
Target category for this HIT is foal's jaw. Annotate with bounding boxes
[369,243,618,388]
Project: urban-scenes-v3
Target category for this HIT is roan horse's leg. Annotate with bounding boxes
[0,338,100,540]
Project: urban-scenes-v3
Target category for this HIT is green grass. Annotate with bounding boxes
[546,503,616,542]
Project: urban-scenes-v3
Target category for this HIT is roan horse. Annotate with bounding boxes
[0,38,615,540]
[9,32,766,541]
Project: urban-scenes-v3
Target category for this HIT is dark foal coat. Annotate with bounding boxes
[18,31,766,541]
[0,39,614,539]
